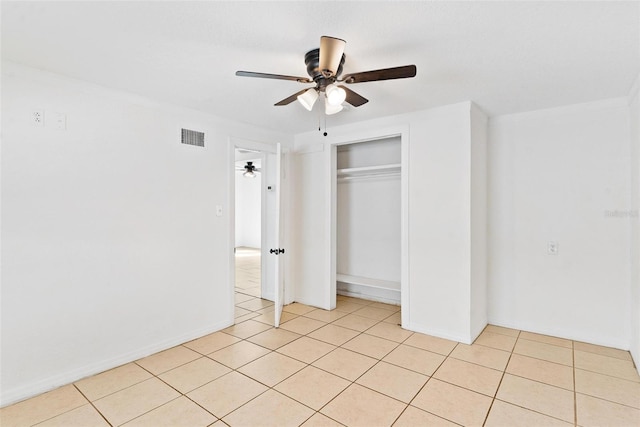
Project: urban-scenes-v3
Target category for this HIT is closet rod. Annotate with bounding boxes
[337,172,401,182]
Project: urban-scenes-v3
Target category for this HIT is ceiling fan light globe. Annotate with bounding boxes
[297,89,318,111]
[325,99,343,115]
[326,84,346,106]
[243,170,256,178]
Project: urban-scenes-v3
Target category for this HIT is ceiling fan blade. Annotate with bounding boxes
[275,89,309,106]
[236,71,312,83]
[319,36,346,78]
[340,86,369,107]
[341,65,417,84]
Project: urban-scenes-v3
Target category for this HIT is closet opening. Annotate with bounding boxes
[335,136,402,310]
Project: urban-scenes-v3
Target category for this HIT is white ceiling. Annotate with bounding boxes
[2,1,638,134]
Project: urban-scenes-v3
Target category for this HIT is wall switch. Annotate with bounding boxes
[32,110,44,127]
[547,241,558,255]
[53,112,66,130]
[216,205,223,217]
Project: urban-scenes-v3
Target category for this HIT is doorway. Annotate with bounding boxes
[229,139,285,327]
[234,152,263,301]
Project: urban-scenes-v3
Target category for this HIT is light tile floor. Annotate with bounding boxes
[2,248,639,426]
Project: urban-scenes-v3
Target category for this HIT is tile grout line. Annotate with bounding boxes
[490,397,580,425]
[71,384,113,427]
[401,342,461,426]
[573,339,578,427]
[222,358,326,424]
[295,316,409,423]
[144,359,233,423]
[573,390,640,411]
[128,364,224,424]
[481,329,520,426]
[77,366,152,404]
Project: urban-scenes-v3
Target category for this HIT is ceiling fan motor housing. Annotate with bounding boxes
[304,48,345,90]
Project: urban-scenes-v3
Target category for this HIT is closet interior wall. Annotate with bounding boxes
[336,137,401,305]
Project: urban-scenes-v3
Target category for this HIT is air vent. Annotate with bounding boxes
[181,128,205,147]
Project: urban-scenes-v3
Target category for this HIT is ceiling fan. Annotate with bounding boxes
[235,161,261,178]
[236,36,417,115]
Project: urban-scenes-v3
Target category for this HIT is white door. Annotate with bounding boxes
[272,143,284,327]
[261,144,284,326]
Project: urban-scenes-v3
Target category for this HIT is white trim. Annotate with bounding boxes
[337,274,400,290]
[337,283,401,306]
[337,289,400,306]
[406,321,469,345]
[487,317,631,351]
[629,72,640,104]
[400,126,410,327]
[326,144,337,310]
[337,164,401,179]
[0,320,231,408]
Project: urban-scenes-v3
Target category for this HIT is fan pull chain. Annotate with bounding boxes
[316,104,328,136]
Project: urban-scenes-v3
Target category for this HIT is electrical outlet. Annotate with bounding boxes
[547,241,558,255]
[32,110,44,127]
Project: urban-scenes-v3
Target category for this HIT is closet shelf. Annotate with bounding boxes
[336,273,400,290]
[337,163,401,178]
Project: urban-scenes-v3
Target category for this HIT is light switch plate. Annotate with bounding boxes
[53,112,66,130]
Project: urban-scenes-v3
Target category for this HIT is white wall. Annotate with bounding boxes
[488,98,632,349]
[292,102,487,343]
[0,63,290,406]
[629,74,640,369]
[470,104,489,339]
[234,161,261,248]
[337,176,401,283]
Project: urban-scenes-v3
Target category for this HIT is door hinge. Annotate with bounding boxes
[269,248,285,255]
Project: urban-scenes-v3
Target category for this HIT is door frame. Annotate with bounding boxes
[324,125,410,326]
[228,137,280,324]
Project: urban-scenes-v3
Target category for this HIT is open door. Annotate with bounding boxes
[230,138,285,328]
[272,143,285,327]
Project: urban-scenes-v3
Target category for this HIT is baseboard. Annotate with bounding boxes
[631,344,640,376]
[405,321,470,345]
[470,319,488,344]
[487,317,630,351]
[0,319,232,408]
[337,281,400,305]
